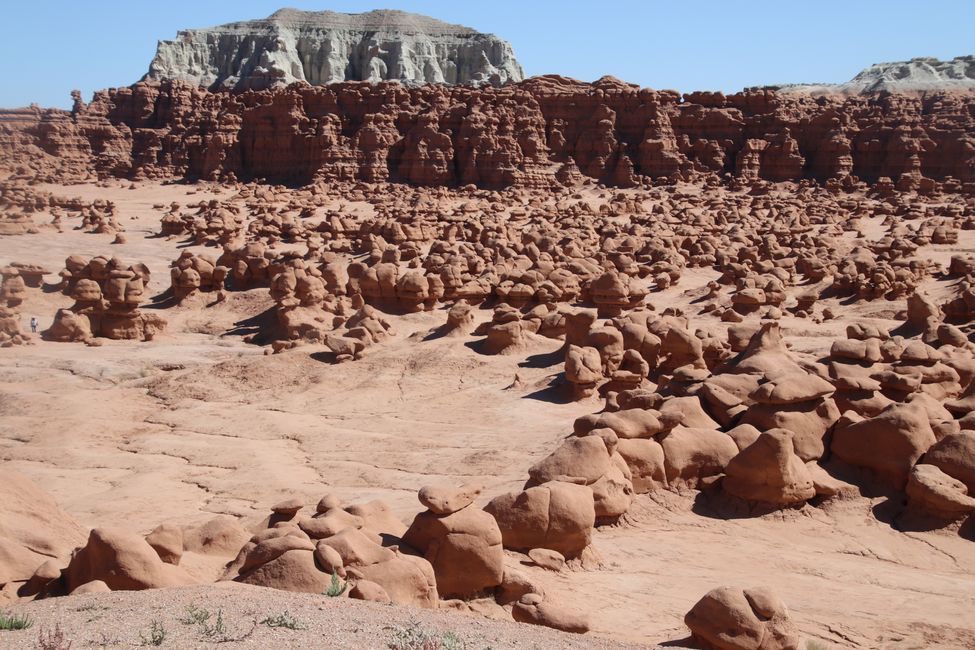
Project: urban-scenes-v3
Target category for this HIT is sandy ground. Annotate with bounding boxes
[1,181,974,649]
[0,582,645,649]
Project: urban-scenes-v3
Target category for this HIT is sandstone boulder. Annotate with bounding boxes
[484,482,594,558]
[684,586,800,650]
[723,430,815,506]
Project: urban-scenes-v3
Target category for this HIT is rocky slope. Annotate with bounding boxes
[776,55,975,95]
[2,76,974,190]
[144,8,524,90]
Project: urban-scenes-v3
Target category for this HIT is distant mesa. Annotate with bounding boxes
[771,55,975,95]
[143,8,525,90]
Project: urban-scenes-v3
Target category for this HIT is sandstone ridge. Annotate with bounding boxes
[776,55,975,95]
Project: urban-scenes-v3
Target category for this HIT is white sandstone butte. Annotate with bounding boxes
[144,8,525,90]
[774,55,975,95]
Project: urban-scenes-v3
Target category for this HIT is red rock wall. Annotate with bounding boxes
[2,75,974,188]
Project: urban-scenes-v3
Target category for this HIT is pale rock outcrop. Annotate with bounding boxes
[779,55,975,95]
[146,9,524,90]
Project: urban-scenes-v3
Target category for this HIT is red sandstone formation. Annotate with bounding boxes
[0,266,32,346]
[2,78,974,190]
[4,66,975,650]
[49,255,165,342]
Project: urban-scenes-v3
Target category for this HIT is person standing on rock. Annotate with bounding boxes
[30,317,38,334]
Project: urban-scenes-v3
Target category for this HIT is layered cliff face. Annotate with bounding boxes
[2,76,974,190]
[776,56,975,95]
[144,9,524,90]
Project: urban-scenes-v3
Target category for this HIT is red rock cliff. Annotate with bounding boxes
[2,75,974,189]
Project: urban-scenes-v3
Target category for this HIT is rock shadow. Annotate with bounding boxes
[522,374,576,405]
[225,305,277,341]
[309,350,339,364]
[690,483,789,520]
[518,347,564,369]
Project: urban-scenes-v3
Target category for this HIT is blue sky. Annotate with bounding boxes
[1,1,972,108]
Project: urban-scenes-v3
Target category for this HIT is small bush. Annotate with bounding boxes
[34,623,72,650]
[179,605,225,638]
[179,605,210,626]
[0,611,33,630]
[325,571,348,597]
[73,603,105,613]
[260,611,305,630]
[201,610,225,638]
[139,621,166,646]
[388,620,466,650]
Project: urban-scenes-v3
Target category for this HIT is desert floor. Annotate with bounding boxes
[1,181,974,649]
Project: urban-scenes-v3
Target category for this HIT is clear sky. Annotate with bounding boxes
[1,1,972,108]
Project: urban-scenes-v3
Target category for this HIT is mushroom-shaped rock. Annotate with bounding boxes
[443,301,476,336]
[684,586,800,650]
[228,531,314,576]
[402,502,504,598]
[272,498,304,515]
[529,435,634,519]
[564,344,604,399]
[300,509,364,539]
[316,494,343,513]
[723,430,815,506]
[741,372,840,462]
[725,322,805,376]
